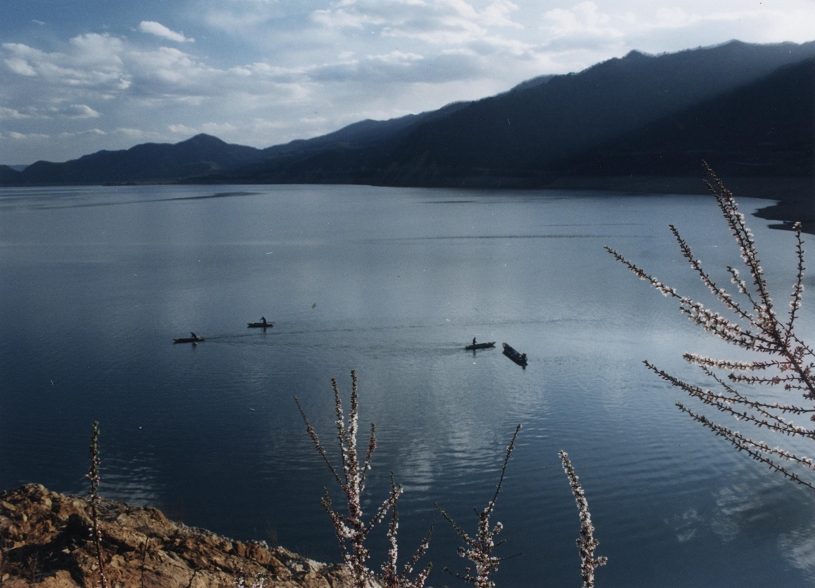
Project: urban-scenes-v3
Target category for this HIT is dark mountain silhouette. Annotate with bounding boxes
[0,165,21,184]
[2,40,814,189]
[566,58,815,178]
[214,101,472,184]
[371,40,815,186]
[0,103,471,186]
[6,134,265,186]
[210,39,815,187]
[261,101,470,158]
[507,74,555,93]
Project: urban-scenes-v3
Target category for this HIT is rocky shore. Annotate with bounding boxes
[0,484,355,588]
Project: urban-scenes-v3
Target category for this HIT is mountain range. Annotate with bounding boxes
[2,40,813,194]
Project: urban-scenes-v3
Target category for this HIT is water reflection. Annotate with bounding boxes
[1,185,814,586]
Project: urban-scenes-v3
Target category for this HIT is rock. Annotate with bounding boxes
[0,484,357,587]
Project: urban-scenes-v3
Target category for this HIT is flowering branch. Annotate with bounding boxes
[437,425,521,588]
[296,371,432,588]
[559,451,607,588]
[607,163,815,490]
[86,421,109,588]
[381,473,434,588]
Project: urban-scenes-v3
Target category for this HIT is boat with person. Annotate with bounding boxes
[465,341,496,350]
[502,342,527,367]
[173,333,204,344]
[247,318,274,328]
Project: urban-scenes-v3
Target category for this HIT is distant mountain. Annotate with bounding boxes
[3,40,814,189]
[209,39,815,187]
[214,101,472,184]
[0,165,21,184]
[6,134,265,186]
[507,74,555,92]
[565,58,815,178]
[261,101,470,158]
[371,40,815,187]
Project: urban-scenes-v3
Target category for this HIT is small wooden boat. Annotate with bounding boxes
[465,341,496,350]
[173,333,204,344]
[247,321,273,328]
[502,343,527,367]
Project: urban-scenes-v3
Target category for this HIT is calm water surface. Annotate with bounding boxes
[2,184,815,587]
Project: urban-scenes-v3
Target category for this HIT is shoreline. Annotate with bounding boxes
[2,174,811,232]
[0,484,353,588]
[546,175,815,233]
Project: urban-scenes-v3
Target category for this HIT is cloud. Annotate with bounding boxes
[114,127,161,140]
[543,2,621,40]
[307,49,483,83]
[3,35,130,94]
[58,128,106,138]
[539,2,815,52]
[4,132,50,140]
[4,57,38,77]
[312,0,523,43]
[52,104,101,119]
[0,106,33,120]
[139,21,195,43]
[313,0,522,31]
[168,123,199,135]
[0,103,98,121]
[4,0,815,165]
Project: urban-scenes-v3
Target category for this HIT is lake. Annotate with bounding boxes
[2,184,815,587]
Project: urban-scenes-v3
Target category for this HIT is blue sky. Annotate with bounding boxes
[1,0,814,164]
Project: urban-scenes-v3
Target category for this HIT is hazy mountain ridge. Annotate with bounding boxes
[370,40,815,186]
[566,57,815,178]
[2,40,814,189]
[5,134,265,186]
[218,101,474,184]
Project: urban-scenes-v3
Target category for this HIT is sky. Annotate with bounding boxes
[1,0,814,165]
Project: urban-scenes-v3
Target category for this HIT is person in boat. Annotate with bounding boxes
[190,332,199,341]
[473,337,477,346]
[261,316,267,326]
[521,353,527,362]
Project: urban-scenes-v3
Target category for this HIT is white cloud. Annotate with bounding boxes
[200,0,292,34]
[5,132,50,140]
[168,123,198,135]
[3,35,130,93]
[58,128,106,138]
[298,116,328,125]
[368,50,424,63]
[3,0,815,164]
[114,127,160,139]
[0,106,32,120]
[540,2,815,51]
[313,0,523,40]
[52,104,101,119]
[4,57,38,77]
[313,0,522,31]
[543,2,621,39]
[200,121,239,135]
[139,21,195,43]
[68,33,125,67]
